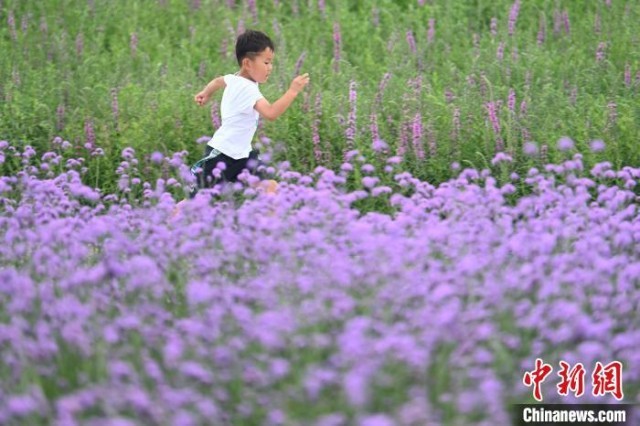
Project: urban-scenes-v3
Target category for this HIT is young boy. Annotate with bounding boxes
[190,29,309,196]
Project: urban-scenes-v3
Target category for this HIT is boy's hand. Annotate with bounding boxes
[289,73,310,94]
[194,91,210,106]
[195,76,226,105]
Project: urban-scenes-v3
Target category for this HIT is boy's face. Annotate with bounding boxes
[244,48,274,84]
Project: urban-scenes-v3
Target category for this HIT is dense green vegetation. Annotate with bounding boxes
[1,0,639,194]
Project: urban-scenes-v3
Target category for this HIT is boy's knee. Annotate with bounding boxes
[261,179,278,194]
[251,179,278,194]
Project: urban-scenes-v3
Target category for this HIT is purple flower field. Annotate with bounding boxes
[1,140,639,425]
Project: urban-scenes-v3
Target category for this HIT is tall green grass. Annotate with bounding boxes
[1,0,639,194]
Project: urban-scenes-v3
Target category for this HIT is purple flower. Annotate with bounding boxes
[130,32,138,57]
[485,101,503,151]
[451,107,461,141]
[21,18,29,35]
[121,147,136,160]
[6,392,43,418]
[607,102,617,126]
[375,73,391,110]
[84,119,95,150]
[340,163,353,173]
[412,113,424,160]
[248,0,257,23]
[111,88,119,130]
[496,42,505,61]
[361,164,375,174]
[359,414,395,426]
[209,101,221,129]
[537,16,546,45]
[197,61,207,79]
[369,112,380,143]
[508,0,521,36]
[596,42,606,62]
[372,7,380,27]
[39,17,48,35]
[76,33,83,56]
[427,19,435,44]
[553,10,563,36]
[294,51,306,76]
[590,139,605,152]
[507,88,516,113]
[8,10,17,41]
[345,81,357,150]
[557,136,575,151]
[343,367,369,407]
[371,186,391,197]
[371,138,388,153]
[333,22,341,73]
[562,10,571,36]
[361,176,379,189]
[406,30,416,55]
[313,93,323,163]
[56,104,65,131]
[491,152,513,165]
[316,414,346,426]
[519,99,527,116]
[427,127,437,158]
[523,141,539,156]
[3,131,640,426]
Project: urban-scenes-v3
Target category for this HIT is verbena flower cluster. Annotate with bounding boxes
[1,140,639,425]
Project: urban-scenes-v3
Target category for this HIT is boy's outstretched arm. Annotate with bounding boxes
[255,73,310,121]
[194,76,226,106]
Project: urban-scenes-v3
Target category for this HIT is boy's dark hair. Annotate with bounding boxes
[235,30,275,66]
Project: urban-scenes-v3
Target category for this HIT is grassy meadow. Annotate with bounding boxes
[2,0,639,195]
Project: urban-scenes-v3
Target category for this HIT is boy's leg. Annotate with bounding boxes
[218,149,262,181]
[258,179,279,194]
[190,146,225,196]
[219,152,249,182]
[201,153,222,188]
[247,149,278,194]
[215,150,278,194]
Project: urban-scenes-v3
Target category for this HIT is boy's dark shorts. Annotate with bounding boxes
[189,145,266,198]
